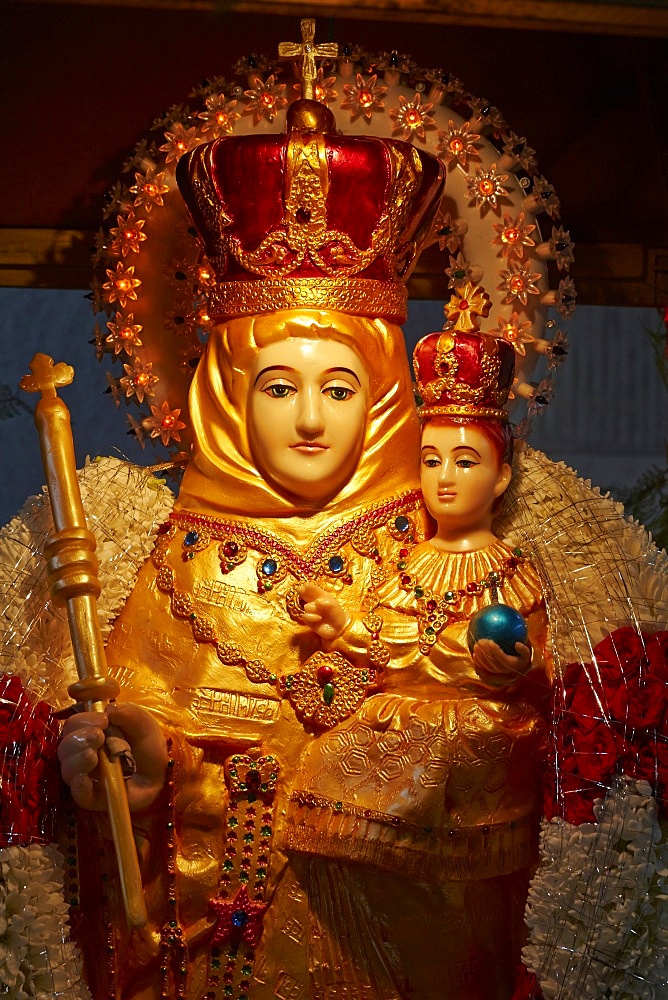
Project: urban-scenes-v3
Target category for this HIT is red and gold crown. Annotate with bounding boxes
[176,99,444,323]
[413,329,515,421]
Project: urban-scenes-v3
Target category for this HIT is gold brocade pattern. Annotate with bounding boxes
[283,539,550,886]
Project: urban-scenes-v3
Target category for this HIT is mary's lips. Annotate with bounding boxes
[290,442,329,451]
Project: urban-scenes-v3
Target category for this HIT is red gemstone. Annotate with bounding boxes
[466,582,478,593]
[401,574,412,586]
[426,599,437,611]
[223,541,238,558]
[399,548,409,558]
[508,557,518,569]
[317,664,334,684]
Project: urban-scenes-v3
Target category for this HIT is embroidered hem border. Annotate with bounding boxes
[282,794,538,882]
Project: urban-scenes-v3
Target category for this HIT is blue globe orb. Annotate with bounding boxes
[467,604,528,656]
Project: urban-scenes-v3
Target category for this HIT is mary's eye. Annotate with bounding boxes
[422,457,440,468]
[262,383,296,399]
[456,459,477,468]
[323,385,355,401]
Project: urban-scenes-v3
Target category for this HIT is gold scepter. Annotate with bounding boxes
[20,352,147,929]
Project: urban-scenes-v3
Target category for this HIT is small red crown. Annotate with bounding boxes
[176,99,445,323]
[413,330,515,421]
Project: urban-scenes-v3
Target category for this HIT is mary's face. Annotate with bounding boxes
[247,338,370,502]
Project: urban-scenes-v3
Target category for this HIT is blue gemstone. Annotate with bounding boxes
[328,555,345,574]
[467,604,528,656]
[262,558,278,576]
[394,515,409,533]
[184,530,199,547]
[231,909,248,928]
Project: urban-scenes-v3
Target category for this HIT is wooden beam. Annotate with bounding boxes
[14,0,668,37]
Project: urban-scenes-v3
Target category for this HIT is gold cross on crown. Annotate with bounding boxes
[278,19,338,102]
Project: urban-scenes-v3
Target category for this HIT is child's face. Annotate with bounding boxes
[420,422,511,534]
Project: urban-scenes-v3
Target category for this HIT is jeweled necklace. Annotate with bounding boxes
[149,499,419,728]
[396,545,525,655]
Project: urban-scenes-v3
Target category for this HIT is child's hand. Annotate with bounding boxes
[472,638,531,689]
[298,582,350,643]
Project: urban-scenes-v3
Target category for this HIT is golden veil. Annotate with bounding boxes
[177,308,423,537]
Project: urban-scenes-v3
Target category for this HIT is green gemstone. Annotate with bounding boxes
[444,591,455,602]
[228,817,238,828]
[223,860,233,871]
[414,587,424,598]
[242,965,252,976]
[425,626,435,635]
[513,547,522,557]
[397,560,407,570]
[285,676,293,690]
[361,670,368,683]
[244,833,254,843]
[334,801,343,811]
[323,682,335,705]
[261,825,272,836]
[239,871,249,883]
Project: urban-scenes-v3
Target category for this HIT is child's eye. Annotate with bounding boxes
[262,383,295,398]
[323,386,355,401]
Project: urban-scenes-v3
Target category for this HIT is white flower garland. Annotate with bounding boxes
[523,776,668,999]
[0,844,92,1000]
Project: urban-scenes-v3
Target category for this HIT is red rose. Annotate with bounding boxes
[574,722,618,784]
[567,677,607,733]
[554,769,599,825]
[626,671,667,731]
[646,631,668,683]
[593,627,646,674]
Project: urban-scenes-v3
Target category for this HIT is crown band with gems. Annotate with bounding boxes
[208,277,408,322]
[418,403,509,421]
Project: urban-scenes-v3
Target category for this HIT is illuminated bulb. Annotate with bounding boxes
[119,327,134,340]
[510,276,525,293]
[162,415,175,428]
[503,227,520,244]
[405,110,421,125]
[117,279,132,291]
[135,373,150,387]
[261,93,274,107]
[450,138,464,153]
[358,90,373,107]
[479,179,495,196]
[144,183,157,197]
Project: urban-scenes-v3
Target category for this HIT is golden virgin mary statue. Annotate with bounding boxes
[59,92,456,1000]
[3,22,668,1000]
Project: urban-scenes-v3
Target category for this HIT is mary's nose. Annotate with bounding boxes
[438,459,455,485]
[295,386,325,436]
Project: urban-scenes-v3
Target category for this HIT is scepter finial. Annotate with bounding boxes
[20,353,74,399]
